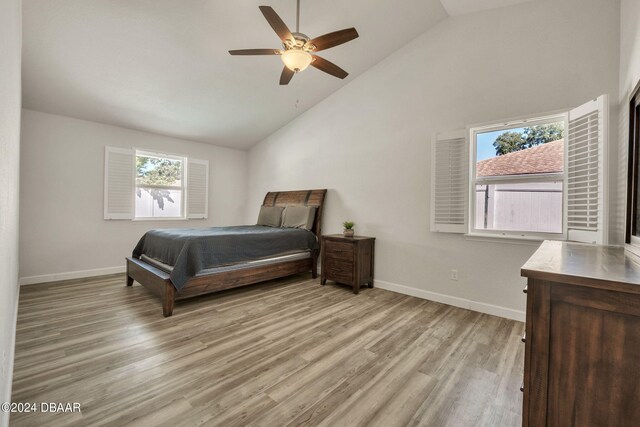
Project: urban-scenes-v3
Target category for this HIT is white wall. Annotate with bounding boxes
[20,110,248,282]
[615,0,640,242]
[246,0,620,319]
[0,0,22,424]
[619,0,640,102]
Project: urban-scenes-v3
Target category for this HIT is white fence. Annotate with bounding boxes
[475,182,563,233]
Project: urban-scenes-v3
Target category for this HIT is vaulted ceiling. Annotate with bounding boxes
[21,0,535,149]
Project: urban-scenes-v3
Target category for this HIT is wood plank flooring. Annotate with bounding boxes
[11,274,524,426]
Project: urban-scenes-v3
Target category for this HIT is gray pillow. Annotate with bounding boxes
[257,205,284,227]
[282,206,316,230]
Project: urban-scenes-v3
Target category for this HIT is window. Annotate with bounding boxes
[471,117,566,239]
[135,151,185,219]
[431,94,608,244]
[625,81,640,256]
[104,147,209,221]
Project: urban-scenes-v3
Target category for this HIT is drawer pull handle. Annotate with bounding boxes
[521,332,526,343]
[523,285,528,294]
[520,383,524,393]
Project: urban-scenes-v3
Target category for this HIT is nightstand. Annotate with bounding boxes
[320,235,375,294]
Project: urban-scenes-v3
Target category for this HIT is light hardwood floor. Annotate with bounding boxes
[11,274,524,426]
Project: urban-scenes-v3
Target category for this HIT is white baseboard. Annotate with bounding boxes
[374,279,525,322]
[19,266,126,286]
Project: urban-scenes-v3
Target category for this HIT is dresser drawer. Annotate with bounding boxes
[324,241,354,261]
[323,258,353,283]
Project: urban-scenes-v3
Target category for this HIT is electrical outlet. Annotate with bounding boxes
[451,269,458,281]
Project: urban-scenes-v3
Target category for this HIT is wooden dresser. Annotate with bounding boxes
[520,241,640,426]
[320,235,375,294]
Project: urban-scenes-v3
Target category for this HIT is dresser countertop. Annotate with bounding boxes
[521,240,640,293]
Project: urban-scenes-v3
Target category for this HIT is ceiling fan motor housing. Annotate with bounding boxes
[284,32,313,51]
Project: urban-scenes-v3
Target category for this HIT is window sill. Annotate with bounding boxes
[464,232,561,246]
[133,217,189,222]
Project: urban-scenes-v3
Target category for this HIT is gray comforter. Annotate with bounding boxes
[132,225,317,290]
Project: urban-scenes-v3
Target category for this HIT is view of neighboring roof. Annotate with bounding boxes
[476,139,564,177]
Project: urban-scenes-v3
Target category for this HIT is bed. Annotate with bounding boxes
[125,189,327,316]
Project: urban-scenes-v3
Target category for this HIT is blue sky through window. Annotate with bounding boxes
[476,127,526,161]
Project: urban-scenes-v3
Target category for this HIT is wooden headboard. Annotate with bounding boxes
[262,189,327,239]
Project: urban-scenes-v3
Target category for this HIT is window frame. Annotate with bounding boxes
[133,148,188,221]
[626,81,640,258]
[467,113,569,241]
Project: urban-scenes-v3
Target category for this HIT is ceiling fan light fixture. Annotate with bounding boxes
[281,49,312,72]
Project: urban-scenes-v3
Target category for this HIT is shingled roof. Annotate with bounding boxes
[476,139,564,177]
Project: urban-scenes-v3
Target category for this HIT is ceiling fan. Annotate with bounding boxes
[229,0,359,85]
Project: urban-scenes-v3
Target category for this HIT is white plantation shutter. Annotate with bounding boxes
[566,95,608,244]
[104,146,134,220]
[187,158,209,219]
[431,130,468,233]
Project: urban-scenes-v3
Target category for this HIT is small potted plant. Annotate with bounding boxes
[343,221,355,237]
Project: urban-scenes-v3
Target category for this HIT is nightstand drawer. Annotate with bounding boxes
[324,241,355,261]
[323,258,354,282]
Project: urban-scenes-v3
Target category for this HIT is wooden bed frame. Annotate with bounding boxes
[125,189,327,316]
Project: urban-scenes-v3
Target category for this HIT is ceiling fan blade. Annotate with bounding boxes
[280,67,295,85]
[259,6,294,43]
[228,49,281,55]
[309,28,359,52]
[311,55,348,79]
